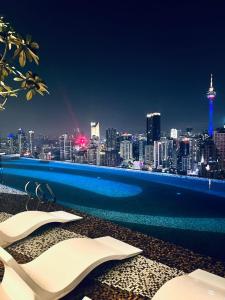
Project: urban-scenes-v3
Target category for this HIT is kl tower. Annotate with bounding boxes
[206,74,216,137]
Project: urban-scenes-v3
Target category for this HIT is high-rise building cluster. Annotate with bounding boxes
[1,119,225,179]
[0,75,224,179]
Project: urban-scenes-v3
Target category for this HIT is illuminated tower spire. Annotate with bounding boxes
[206,74,216,137]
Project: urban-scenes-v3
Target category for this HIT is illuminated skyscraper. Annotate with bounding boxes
[17,128,26,155]
[59,134,72,161]
[177,139,191,174]
[120,140,133,161]
[28,130,34,155]
[106,128,117,151]
[207,74,216,137]
[170,128,178,139]
[90,122,100,140]
[214,127,225,170]
[146,113,161,145]
[7,133,15,154]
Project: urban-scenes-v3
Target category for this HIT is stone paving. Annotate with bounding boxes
[0,187,225,299]
[1,212,184,298]
[0,184,26,195]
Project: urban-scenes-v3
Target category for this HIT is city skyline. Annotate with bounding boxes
[0,1,225,135]
[0,74,223,138]
[1,111,225,139]
[2,114,225,179]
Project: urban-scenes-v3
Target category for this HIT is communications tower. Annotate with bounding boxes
[206,74,216,137]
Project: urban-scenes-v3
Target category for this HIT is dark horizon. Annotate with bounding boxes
[1,0,225,136]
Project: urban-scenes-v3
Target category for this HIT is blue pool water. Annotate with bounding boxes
[1,157,225,259]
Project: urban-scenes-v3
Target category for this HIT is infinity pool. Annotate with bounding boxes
[1,157,225,259]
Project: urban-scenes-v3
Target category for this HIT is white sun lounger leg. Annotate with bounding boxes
[0,237,142,300]
[0,247,48,300]
[0,210,82,248]
[152,268,225,300]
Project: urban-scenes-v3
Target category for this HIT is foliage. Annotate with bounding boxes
[0,16,48,111]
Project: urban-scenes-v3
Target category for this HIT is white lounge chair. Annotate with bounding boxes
[0,211,82,247]
[152,268,225,300]
[0,236,142,300]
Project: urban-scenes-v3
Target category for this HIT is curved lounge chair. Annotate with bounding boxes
[152,269,225,300]
[0,211,82,248]
[0,236,142,300]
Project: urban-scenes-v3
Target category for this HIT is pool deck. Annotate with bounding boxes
[0,186,225,299]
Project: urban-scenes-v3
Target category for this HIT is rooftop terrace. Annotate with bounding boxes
[0,185,225,299]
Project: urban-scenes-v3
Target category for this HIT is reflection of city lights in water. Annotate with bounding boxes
[3,168,142,198]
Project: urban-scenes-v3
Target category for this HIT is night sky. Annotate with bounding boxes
[1,0,225,137]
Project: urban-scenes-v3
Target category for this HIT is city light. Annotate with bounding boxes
[206,74,216,137]
[74,134,88,148]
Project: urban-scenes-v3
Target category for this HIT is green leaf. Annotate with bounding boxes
[26,90,33,100]
[13,46,21,58]
[19,50,26,67]
[21,81,26,88]
[36,89,44,96]
[16,70,26,79]
[27,48,39,64]
[13,77,23,81]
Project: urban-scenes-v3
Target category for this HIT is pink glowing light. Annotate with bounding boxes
[75,135,88,147]
[208,94,215,98]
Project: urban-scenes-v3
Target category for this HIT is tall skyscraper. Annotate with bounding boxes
[17,128,26,155]
[177,139,190,174]
[105,128,120,166]
[59,134,72,161]
[214,127,225,170]
[106,128,117,151]
[138,139,146,162]
[206,74,216,137]
[146,113,161,145]
[170,128,178,139]
[160,137,175,169]
[90,122,100,140]
[7,133,15,154]
[28,130,34,155]
[90,122,100,165]
[153,141,162,169]
[120,140,133,161]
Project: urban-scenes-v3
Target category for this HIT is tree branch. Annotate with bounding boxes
[0,96,8,110]
[0,88,23,95]
[0,41,8,63]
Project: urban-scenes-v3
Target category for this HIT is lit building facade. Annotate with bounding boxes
[177,139,191,174]
[28,130,34,155]
[90,122,100,140]
[139,139,146,162]
[214,128,225,170]
[106,128,117,151]
[206,74,216,137]
[153,141,162,169]
[146,112,161,145]
[170,128,178,139]
[17,128,26,155]
[144,144,154,166]
[120,140,133,161]
[59,134,72,161]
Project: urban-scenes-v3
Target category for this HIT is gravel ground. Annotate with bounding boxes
[0,185,225,299]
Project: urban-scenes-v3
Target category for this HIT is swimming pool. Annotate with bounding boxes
[1,157,225,259]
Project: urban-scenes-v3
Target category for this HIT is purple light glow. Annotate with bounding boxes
[207,95,216,99]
